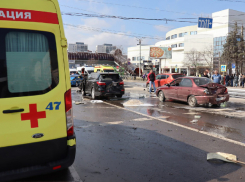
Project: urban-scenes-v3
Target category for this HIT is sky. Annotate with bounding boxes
[59,0,245,53]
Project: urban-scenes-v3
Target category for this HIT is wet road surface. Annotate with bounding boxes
[13,81,245,182]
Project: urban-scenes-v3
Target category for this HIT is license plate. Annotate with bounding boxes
[113,83,117,86]
[216,97,225,101]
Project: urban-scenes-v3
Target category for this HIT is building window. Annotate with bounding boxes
[190,31,197,35]
[171,44,177,48]
[171,34,177,39]
[132,57,136,61]
[166,36,170,40]
[213,36,227,58]
[179,43,184,47]
[179,32,188,37]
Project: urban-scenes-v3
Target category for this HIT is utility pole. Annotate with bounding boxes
[137,38,142,77]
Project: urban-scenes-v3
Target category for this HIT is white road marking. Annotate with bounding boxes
[104,101,245,147]
[157,116,170,119]
[183,112,200,115]
[69,165,83,182]
[133,118,152,121]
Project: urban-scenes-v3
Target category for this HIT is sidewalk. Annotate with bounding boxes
[227,87,245,91]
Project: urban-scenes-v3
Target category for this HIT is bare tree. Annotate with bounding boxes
[184,49,202,75]
[201,46,213,72]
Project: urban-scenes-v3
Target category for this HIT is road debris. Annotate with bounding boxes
[190,119,198,123]
[207,152,245,164]
[91,100,104,103]
[194,115,201,119]
[106,121,123,125]
[75,101,85,105]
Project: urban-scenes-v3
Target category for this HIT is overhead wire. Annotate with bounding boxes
[76,0,199,17]
[64,23,166,40]
[61,12,198,23]
[60,5,161,26]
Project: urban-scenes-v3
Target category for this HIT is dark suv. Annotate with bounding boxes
[79,72,125,99]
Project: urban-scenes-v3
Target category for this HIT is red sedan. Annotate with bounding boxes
[146,73,184,90]
[156,77,229,107]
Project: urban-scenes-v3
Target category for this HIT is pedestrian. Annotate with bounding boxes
[142,73,146,81]
[206,69,211,78]
[240,73,243,86]
[242,74,245,88]
[225,74,230,86]
[147,69,156,94]
[221,74,224,85]
[230,74,234,87]
[234,74,239,87]
[203,71,209,78]
[212,70,221,84]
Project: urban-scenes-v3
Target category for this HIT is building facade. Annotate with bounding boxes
[68,42,88,53]
[128,9,245,75]
[96,44,117,53]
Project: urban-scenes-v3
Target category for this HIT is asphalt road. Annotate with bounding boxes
[13,81,245,182]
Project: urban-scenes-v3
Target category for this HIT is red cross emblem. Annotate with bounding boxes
[21,104,46,128]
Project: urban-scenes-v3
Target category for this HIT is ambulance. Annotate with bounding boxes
[94,65,114,73]
[0,0,76,181]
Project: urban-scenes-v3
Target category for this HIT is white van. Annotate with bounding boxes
[78,66,94,75]
[69,68,77,75]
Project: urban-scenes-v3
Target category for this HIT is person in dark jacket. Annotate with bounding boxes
[203,71,209,78]
[225,74,230,86]
[147,70,156,94]
[230,74,234,87]
[242,74,245,88]
[234,74,239,87]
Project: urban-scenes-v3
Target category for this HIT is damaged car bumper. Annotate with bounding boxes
[195,94,229,105]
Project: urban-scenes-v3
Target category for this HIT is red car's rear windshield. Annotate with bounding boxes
[172,74,184,79]
[193,78,212,86]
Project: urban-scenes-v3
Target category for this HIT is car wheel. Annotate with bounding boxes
[116,94,122,98]
[158,91,165,102]
[91,87,97,100]
[75,82,78,87]
[188,95,197,107]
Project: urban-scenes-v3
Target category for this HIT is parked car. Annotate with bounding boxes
[156,77,229,107]
[146,73,184,90]
[79,72,124,99]
[70,75,83,87]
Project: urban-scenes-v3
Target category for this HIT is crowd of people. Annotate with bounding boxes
[200,69,245,88]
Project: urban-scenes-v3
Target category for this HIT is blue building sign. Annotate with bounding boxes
[232,63,236,69]
[198,17,213,29]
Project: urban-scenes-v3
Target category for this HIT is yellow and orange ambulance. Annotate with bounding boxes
[0,0,76,181]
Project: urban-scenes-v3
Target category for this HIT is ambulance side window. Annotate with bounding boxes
[0,29,59,98]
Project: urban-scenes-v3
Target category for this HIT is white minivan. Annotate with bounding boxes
[77,66,94,75]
